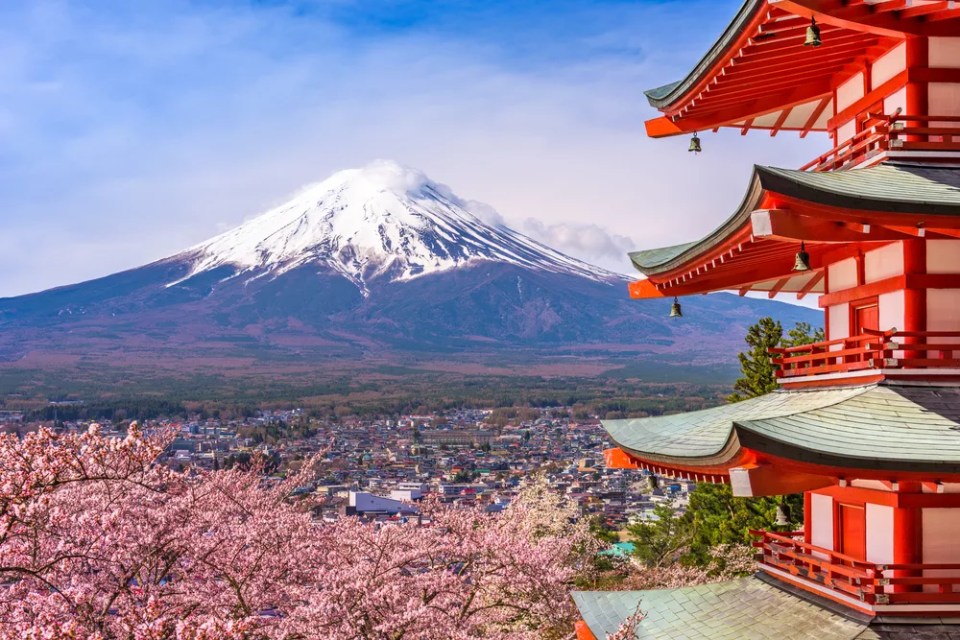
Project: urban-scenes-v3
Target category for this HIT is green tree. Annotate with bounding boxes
[683,484,803,567]
[728,318,824,402]
[630,319,822,570]
[627,501,693,567]
[784,321,825,347]
[728,317,783,403]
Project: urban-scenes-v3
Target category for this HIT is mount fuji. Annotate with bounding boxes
[0,160,817,377]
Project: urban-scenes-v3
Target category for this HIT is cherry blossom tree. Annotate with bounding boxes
[0,424,595,639]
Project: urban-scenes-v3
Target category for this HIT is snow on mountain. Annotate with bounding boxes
[170,160,619,293]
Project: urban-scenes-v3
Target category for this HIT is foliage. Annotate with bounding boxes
[727,317,784,403]
[0,426,595,639]
[683,484,802,567]
[728,318,823,403]
[626,318,821,576]
[626,501,693,567]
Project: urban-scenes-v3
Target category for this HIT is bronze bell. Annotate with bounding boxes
[793,242,811,272]
[775,501,791,528]
[688,132,702,154]
[804,17,821,47]
[669,297,682,318]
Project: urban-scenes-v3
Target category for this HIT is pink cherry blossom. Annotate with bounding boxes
[0,424,595,639]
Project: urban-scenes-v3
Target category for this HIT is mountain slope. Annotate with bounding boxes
[173,160,612,294]
[0,161,820,376]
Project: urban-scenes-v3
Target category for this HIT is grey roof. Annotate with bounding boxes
[629,163,960,275]
[572,577,960,639]
[602,383,960,473]
[757,163,960,215]
[572,577,872,639]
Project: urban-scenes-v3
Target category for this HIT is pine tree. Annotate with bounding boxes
[728,318,824,402]
[728,317,783,402]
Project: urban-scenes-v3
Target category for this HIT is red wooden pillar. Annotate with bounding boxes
[904,37,928,141]
[892,482,923,593]
[902,240,926,361]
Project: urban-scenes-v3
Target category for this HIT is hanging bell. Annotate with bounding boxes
[688,132,702,154]
[804,17,821,47]
[669,297,683,318]
[775,501,791,528]
[793,242,811,272]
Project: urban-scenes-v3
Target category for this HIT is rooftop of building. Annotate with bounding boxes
[573,574,960,639]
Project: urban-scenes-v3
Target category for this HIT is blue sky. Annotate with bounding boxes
[0,0,826,297]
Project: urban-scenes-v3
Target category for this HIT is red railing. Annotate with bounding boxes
[752,530,960,606]
[801,111,960,172]
[770,329,960,379]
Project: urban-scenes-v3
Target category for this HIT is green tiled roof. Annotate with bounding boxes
[572,577,872,639]
[757,163,960,215]
[628,163,960,275]
[602,384,960,472]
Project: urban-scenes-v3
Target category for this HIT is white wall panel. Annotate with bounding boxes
[872,43,906,87]
[837,73,865,112]
[837,120,857,144]
[922,508,960,592]
[884,86,906,115]
[829,257,858,291]
[927,240,960,274]
[829,304,850,340]
[811,493,834,551]
[879,290,904,333]
[866,504,894,564]
[930,38,960,69]
[930,83,960,118]
[927,289,960,335]
[864,243,903,284]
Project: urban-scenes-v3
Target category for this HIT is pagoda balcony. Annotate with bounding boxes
[752,529,960,611]
[769,329,960,386]
[801,112,960,173]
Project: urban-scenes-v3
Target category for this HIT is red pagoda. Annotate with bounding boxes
[573,1,960,638]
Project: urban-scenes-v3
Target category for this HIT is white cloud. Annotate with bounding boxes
[520,219,635,273]
[0,0,828,298]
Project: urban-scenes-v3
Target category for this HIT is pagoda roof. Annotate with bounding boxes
[572,576,877,639]
[641,0,960,138]
[603,383,960,474]
[630,162,960,276]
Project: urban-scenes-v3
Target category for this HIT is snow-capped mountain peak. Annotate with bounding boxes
[172,160,616,292]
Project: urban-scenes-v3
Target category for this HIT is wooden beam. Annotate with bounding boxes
[801,96,832,137]
[900,1,957,18]
[797,270,824,300]
[772,0,958,35]
[771,107,792,136]
[730,463,834,497]
[826,70,907,131]
[768,277,793,298]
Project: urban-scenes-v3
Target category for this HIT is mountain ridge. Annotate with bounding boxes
[0,161,820,380]
[167,160,618,295]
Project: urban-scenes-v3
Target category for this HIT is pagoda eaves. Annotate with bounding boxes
[628,162,960,301]
[644,0,960,138]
